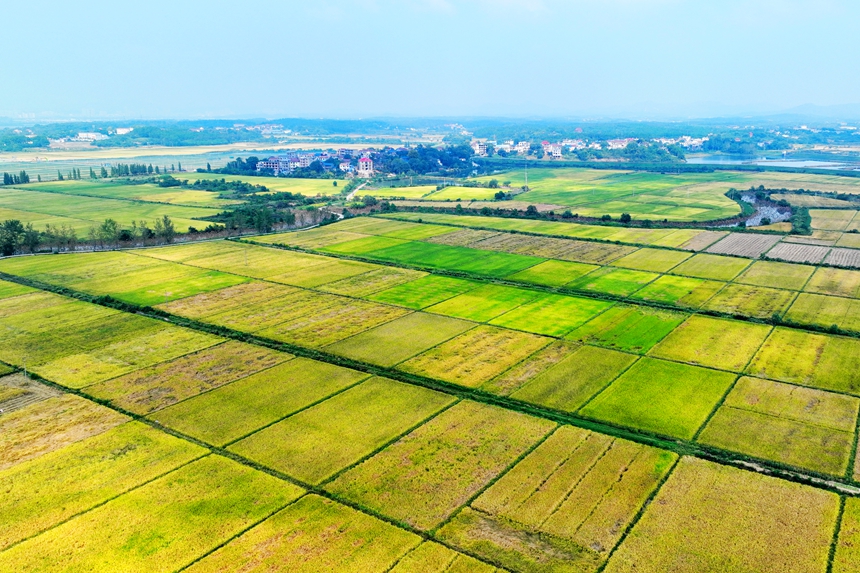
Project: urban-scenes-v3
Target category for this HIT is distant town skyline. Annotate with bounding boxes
[3,0,859,120]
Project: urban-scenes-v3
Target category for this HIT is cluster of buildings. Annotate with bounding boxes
[256,148,375,178]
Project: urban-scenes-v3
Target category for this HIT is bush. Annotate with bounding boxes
[601,214,612,221]
[561,210,573,219]
[619,213,632,224]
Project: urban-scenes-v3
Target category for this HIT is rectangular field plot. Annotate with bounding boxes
[150,358,369,446]
[320,235,409,256]
[86,341,290,415]
[482,340,580,396]
[580,358,736,439]
[367,275,479,309]
[317,266,426,296]
[489,293,614,337]
[609,247,691,273]
[705,232,781,258]
[785,293,860,333]
[669,253,751,281]
[804,267,860,298]
[648,315,771,372]
[603,457,839,573]
[231,377,454,484]
[506,259,598,287]
[425,283,542,322]
[326,401,555,531]
[702,283,796,319]
[325,312,474,367]
[567,266,659,297]
[367,241,545,278]
[264,228,370,249]
[746,327,860,396]
[628,274,724,308]
[269,257,379,288]
[0,279,34,299]
[0,394,127,471]
[834,498,860,573]
[400,325,552,387]
[735,260,815,290]
[810,208,856,230]
[156,280,293,319]
[0,456,303,573]
[825,247,860,268]
[186,495,420,573]
[511,345,638,413]
[0,422,204,550]
[439,427,676,573]
[697,377,858,475]
[390,542,499,573]
[766,242,830,264]
[567,304,687,353]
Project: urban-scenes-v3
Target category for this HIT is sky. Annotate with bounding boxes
[3,0,859,121]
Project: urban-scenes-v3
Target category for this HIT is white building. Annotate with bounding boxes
[339,161,354,173]
[470,140,487,156]
[357,157,374,178]
[115,127,134,135]
[515,141,531,155]
[74,132,109,142]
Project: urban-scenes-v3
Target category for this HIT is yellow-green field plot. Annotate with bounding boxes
[567,304,687,353]
[804,266,860,298]
[358,184,439,199]
[367,275,480,309]
[785,293,860,333]
[231,377,454,484]
[567,267,659,297]
[735,260,815,290]
[580,358,737,439]
[423,185,502,201]
[697,376,858,475]
[0,421,204,550]
[425,283,542,322]
[20,179,239,207]
[603,457,839,573]
[325,312,475,367]
[185,495,421,573]
[489,293,614,337]
[327,401,555,530]
[669,253,751,281]
[149,358,369,446]
[0,455,303,573]
[506,259,598,287]
[702,283,797,319]
[628,274,724,308]
[399,325,552,387]
[648,315,771,372]
[809,208,858,231]
[317,267,426,296]
[390,541,500,573]
[609,247,691,273]
[189,171,346,194]
[834,497,860,573]
[439,426,676,573]
[746,327,860,396]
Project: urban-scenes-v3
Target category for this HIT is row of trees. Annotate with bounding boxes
[2,171,30,185]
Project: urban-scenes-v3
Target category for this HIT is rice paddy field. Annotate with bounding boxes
[11,189,860,571]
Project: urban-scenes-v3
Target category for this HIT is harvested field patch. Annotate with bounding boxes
[390,542,499,573]
[367,275,479,309]
[735,260,815,290]
[804,267,860,298]
[566,304,686,353]
[697,376,857,475]
[0,455,303,573]
[326,312,474,367]
[186,494,420,573]
[670,253,751,281]
[317,267,425,296]
[327,401,555,531]
[86,341,289,415]
[482,340,581,396]
[426,228,500,246]
[825,247,860,268]
[766,242,830,264]
[400,325,552,387]
[202,289,341,332]
[603,457,839,573]
[0,421,203,551]
[648,315,771,371]
[506,259,599,287]
[269,258,378,288]
[770,193,854,208]
[0,373,60,414]
[266,228,370,249]
[676,230,729,251]
[553,241,637,265]
[702,283,796,319]
[628,274,723,308]
[490,293,613,337]
[426,284,542,322]
[746,327,860,396]
[156,280,293,319]
[609,247,691,273]
[0,394,127,471]
[785,293,860,333]
[834,497,860,572]
[567,266,658,297]
[705,232,782,258]
[151,358,368,446]
[580,358,736,439]
[511,345,638,413]
[440,427,676,572]
[231,377,454,484]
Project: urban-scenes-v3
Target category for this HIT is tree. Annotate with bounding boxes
[100,166,108,178]
[177,161,182,172]
[488,179,499,189]
[252,208,273,233]
[0,219,25,256]
[89,167,96,179]
[525,205,539,216]
[154,215,176,243]
[98,219,120,247]
[57,170,64,181]
[206,163,211,172]
[23,223,40,253]
[619,213,632,224]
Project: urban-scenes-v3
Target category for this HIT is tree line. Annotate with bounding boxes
[2,171,30,185]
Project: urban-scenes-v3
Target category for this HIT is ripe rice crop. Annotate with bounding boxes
[810,209,856,231]
[230,377,454,484]
[482,340,580,396]
[580,357,737,439]
[804,267,860,298]
[326,401,555,531]
[735,260,815,290]
[825,247,860,268]
[0,279,35,299]
[390,542,498,573]
[628,275,724,308]
[0,394,127,471]
[266,228,370,249]
[86,341,289,415]
[186,495,420,573]
[698,376,857,475]
[765,242,830,264]
[0,455,303,573]
[399,325,552,387]
[425,228,500,247]
[834,498,860,572]
[702,284,797,319]
[610,247,692,273]
[156,281,293,318]
[603,457,839,573]
[670,253,751,281]
[705,232,782,258]
[317,267,426,296]
[785,293,860,333]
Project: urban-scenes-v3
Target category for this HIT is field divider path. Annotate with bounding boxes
[848,406,860,483]
[4,272,860,499]
[826,496,848,573]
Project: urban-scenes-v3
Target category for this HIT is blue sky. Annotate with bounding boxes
[3,0,859,120]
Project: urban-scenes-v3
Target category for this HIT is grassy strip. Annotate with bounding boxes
[5,272,860,497]
[827,496,847,573]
